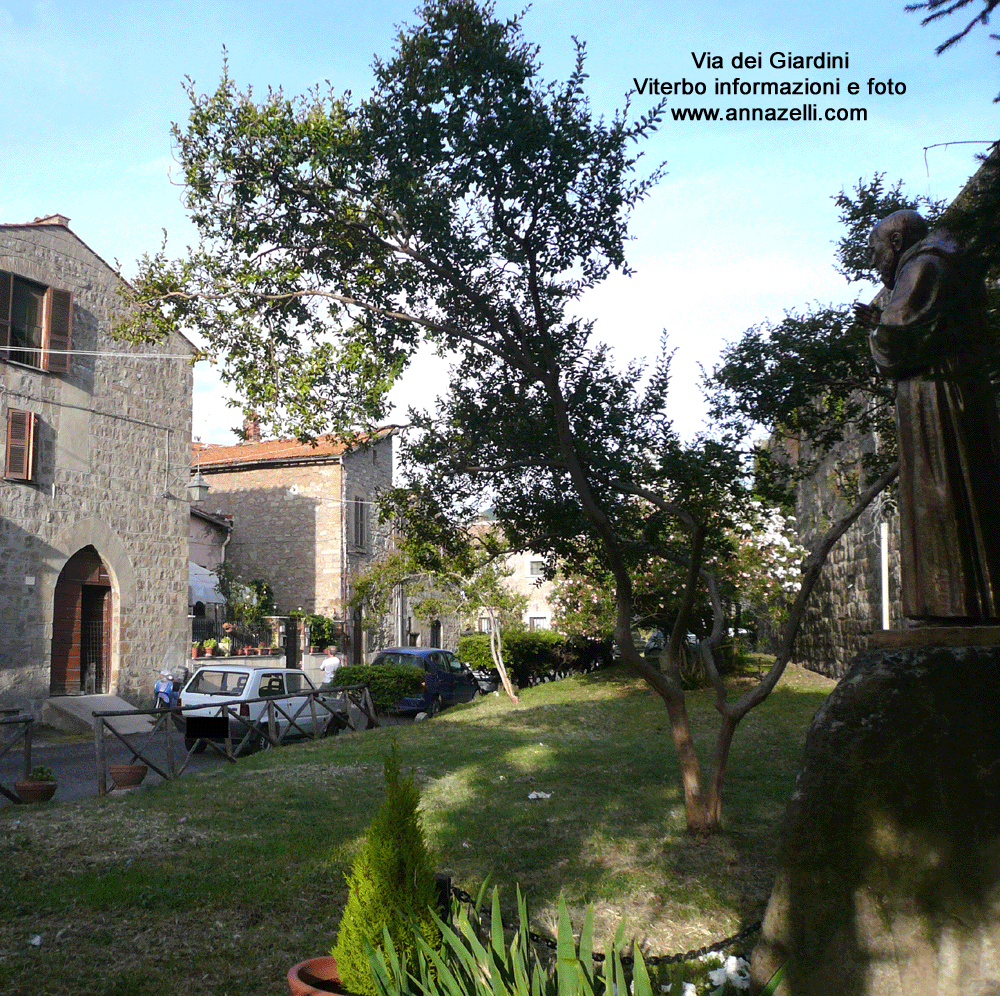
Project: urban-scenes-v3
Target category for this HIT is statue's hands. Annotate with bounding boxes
[852,301,881,329]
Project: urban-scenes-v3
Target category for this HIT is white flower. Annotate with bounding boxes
[707,955,751,990]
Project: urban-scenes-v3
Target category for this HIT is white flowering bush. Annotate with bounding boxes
[728,502,807,630]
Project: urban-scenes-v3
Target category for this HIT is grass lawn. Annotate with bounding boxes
[0,662,834,996]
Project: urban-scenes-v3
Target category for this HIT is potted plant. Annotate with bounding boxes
[203,638,220,657]
[108,763,148,789]
[15,765,57,803]
[191,642,200,659]
[219,636,232,656]
[288,743,441,996]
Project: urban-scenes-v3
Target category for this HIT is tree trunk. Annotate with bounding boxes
[487,608,518,703]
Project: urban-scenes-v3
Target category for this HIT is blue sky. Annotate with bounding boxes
[1,0,997,443]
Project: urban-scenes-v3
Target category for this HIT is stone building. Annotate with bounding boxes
[783,429,903,678]
[191,428,395,665]
[0,215,196,715]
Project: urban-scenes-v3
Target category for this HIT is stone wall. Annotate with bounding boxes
[791,437,903,678]
[0,221,194,714]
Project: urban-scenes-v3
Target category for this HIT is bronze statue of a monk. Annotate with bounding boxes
[861,209,1000,624]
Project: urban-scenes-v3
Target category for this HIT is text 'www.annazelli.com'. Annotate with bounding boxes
[669,104,867,122]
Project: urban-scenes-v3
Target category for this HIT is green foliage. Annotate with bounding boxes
[455,634,497,671]
[307,614,339,649]
[458,630,602,688]
[333,743,441,996]
[366,888,658,996]
[211,563,274,626]
[335,663,425,708]
[29,765,54,782]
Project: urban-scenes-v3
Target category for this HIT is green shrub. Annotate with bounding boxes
[333,744,441,996]
[308,614,338,648]
[455,634,498,670]
[458,631,608,689]
[335,664,425,708]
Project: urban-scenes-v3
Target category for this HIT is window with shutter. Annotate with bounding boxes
[0,270,73,373]
[352,496,367,550]
[45,288,73,373]
[5,409,37,481]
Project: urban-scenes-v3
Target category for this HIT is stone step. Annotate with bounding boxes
[42,695,155,736]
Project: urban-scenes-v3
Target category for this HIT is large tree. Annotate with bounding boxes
[122,1,974,831]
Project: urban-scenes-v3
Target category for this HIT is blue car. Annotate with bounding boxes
[370,647,480,715]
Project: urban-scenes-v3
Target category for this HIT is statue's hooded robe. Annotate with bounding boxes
[870,231,1000,622]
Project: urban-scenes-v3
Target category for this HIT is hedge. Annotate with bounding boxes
[334,663,425,708]
[457,631,609,689]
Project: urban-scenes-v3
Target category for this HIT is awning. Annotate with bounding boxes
[189,561,225,606]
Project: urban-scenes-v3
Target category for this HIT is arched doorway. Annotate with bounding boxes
[50,546,113,695]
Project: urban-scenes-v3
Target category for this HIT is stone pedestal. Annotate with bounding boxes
[751,645,1000,995]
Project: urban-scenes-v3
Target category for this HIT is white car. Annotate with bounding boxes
[176,664,347,753]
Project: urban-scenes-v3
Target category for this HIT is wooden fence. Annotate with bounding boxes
[0,711,34,804]
[92,684,378,796]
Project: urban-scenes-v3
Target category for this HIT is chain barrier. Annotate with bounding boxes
[449,885,761,967]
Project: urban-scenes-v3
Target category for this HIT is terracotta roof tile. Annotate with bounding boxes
[192,427,393,470]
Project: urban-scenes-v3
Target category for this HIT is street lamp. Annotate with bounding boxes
[187,470,210,503]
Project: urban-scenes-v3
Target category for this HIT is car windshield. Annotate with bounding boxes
[186,670,249,695]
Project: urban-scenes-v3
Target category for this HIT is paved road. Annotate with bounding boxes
[0,711,407,808]
[0,727,241,807]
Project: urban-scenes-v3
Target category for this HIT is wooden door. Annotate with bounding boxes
[50,547,111,695]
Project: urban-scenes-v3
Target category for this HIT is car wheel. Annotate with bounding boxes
[184,736,207,754]
[427,695,442,718]
[322,716,345,738]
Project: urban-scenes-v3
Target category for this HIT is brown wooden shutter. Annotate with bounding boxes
[5,409,36,481]
[0,271,11,350]
[44,288,73,373]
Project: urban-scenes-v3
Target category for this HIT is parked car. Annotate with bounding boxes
[368,647,480,715]
[176,664,348,753]
[469,664,500,694]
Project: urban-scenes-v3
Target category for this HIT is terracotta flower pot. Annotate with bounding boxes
[108,764,148,789]
[287,955,344,996]
[14,779,56,803]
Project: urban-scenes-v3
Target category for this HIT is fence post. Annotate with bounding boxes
[267,701,277,745]
[95,717,107,796]
[309,694,319,739]
[165,709,175,779]
[22,718,32,779]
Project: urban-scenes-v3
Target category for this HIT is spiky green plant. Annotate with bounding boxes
[365,888,658,996]
[332,743,441,996]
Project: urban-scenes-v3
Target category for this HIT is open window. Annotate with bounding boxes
[0,270,73,373]
[5,408,37,481]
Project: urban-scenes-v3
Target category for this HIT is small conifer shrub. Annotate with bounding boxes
[332,742,441,996]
